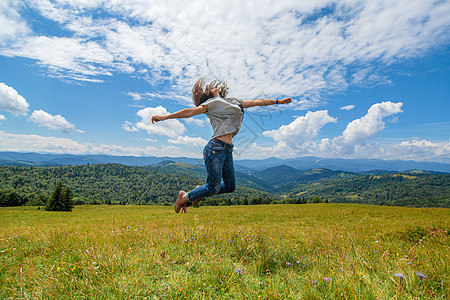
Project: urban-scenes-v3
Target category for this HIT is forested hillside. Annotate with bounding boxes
[0,164,274,206]
[287,174,450,207]
[253,165,356,192]
[0,163,448,207]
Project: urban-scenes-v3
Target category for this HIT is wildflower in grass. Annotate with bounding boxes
[235,267,243,275]
[296,260,300,264]
[286,262,292,267]
[394,273,406,279]
[56,267,60,271]
[312,280,318,285]
[415,271,428,281]
[323,277,332,282]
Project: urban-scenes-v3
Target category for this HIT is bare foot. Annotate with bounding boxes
[175,191,187,213]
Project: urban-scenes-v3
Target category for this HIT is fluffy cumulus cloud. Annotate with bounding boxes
[0,82,29,116]
[391,139,450,162]
[29,110,84,133]
[257,101,410,160]
[334,101,403,148]
[168,136,208,147]
[0,0,449,104]
[123,106,185,137]
[263,110,337,148]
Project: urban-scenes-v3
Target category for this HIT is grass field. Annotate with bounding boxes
[0,204,448,299]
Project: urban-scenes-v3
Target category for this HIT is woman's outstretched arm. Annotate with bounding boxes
[242,98,292,108]
[151,105,207,123]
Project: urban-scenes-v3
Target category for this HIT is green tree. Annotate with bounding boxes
[62,186,74,211]
[310,196,324,203]
[45,181,74,211]
[0,189,25,207]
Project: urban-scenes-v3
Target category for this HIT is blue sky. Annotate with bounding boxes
[0,0,449,162]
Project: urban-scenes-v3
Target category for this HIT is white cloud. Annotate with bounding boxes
[126,91,192,105]
[184,117,207,127]
[0,114,5,121]
[127,92,144,102]
[29,110,83,133]
[351,67,392,87]
[256,101,408,160]
[168,136,207,147]
[0,130,89,154]
[1,36,114,81]
[391,139,450,162]
[122,121,138,132]
[334,101,403,148]
[0,82,29,116]
[340,105,355,111]
[1,0,448,105]
[125,106,186,137]
[263,110,337,148]
[0,1,30,45]
[0,130,201,158]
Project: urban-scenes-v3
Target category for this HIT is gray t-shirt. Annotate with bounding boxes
[202,97,244,140]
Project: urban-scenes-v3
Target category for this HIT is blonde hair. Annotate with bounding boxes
[192,78,228,106]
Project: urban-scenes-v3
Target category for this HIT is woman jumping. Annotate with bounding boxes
[151,78,291,213]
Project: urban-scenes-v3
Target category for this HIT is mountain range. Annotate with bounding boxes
[1,151,449,173]
[1,154,448,208]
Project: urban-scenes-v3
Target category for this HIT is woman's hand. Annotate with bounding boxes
[151,115,166,124]
[278,98,292,104]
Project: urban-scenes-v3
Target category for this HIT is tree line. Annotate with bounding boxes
[0,164,447,208]
[0,164,274,207]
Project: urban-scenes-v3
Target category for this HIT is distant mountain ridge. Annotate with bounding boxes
[238,156,450,173]
[0,151,449,173]
[0,152,202,167]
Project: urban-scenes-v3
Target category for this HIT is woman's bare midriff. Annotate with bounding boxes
[216,133,233,145]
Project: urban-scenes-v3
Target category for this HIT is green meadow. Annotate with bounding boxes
[0,204,448,299]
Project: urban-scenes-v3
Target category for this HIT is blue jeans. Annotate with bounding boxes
[187,138,236,202]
